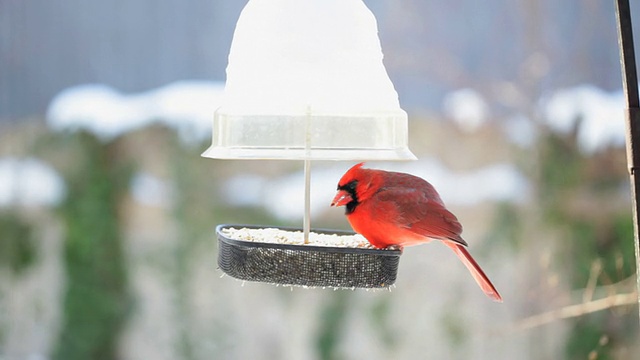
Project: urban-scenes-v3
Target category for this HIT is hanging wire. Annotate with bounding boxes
[614,0,640,323]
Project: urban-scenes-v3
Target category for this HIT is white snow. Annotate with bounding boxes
[542,84,625,154]
[448,85,626,153]
[502,114,537,148]
[47,80,225,143]
[443,88,489,132]
[0,157,66,208]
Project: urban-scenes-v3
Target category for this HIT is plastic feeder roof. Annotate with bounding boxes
[202,0,416,161]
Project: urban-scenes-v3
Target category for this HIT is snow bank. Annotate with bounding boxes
[443,88,489,132]
[542,85,625,154]
[47,81,225,143]
[0,157,66,208]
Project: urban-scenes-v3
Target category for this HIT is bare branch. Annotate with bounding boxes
[582,259,602,303]
[512,292,638,332]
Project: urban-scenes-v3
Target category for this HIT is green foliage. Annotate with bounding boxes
[609,214,636,278]
[164,136,289,359]
[537,128,584,224]
[0,211,36,275]
[566,215,635,288]
[483,202,524,253]
[440,307,468,349]
[169,140,201,360]
[316,291,350,360]
[565,316,615,360]
[369,296,398,348]
[53,132,131,360]
[535,126,637,358]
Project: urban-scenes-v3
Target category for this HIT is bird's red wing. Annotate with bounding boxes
[380,172,446,206]
[373,187,467,246]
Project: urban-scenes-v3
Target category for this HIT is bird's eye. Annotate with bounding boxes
[338,180,358,192]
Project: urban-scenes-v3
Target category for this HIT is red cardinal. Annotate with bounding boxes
[331,163,502,302]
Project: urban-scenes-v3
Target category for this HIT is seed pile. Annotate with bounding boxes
[221,227,375,249]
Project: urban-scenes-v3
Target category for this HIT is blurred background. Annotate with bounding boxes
[1,0,639,359]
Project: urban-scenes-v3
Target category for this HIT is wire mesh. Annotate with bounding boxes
[217,224,401,288]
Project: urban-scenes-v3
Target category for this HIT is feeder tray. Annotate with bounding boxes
[217,224,402,288]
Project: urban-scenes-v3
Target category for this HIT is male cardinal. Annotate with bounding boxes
[331,163,502,302]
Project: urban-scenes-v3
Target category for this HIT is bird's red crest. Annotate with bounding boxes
[338,162,365,187]
[336,162,384,204]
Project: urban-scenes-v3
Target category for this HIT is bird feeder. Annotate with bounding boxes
[203,0,414,288]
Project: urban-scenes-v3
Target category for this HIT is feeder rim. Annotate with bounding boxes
[217,224,403,256]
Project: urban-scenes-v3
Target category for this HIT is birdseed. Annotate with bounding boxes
[221,227,375,249]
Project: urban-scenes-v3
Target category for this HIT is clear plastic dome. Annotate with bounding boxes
[202,0,416,160]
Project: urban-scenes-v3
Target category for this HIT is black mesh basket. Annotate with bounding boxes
[217,224,402,288]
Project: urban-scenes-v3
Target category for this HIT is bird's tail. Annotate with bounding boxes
[445,242,503,302]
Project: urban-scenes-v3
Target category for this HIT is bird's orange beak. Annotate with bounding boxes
[331,190,352,207]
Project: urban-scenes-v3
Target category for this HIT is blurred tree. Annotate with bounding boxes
[53,132,131,360]
[316,291,350,360]
[369,295,399,349]
[0,211,36,275]
[536,125,637,359]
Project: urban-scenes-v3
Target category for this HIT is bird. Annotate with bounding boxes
[331,162,502,302]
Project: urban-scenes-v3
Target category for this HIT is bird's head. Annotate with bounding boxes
[331,163,379,214]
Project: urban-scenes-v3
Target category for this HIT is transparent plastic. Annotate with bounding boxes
[202,111,415,160]
[201,0,416,161]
